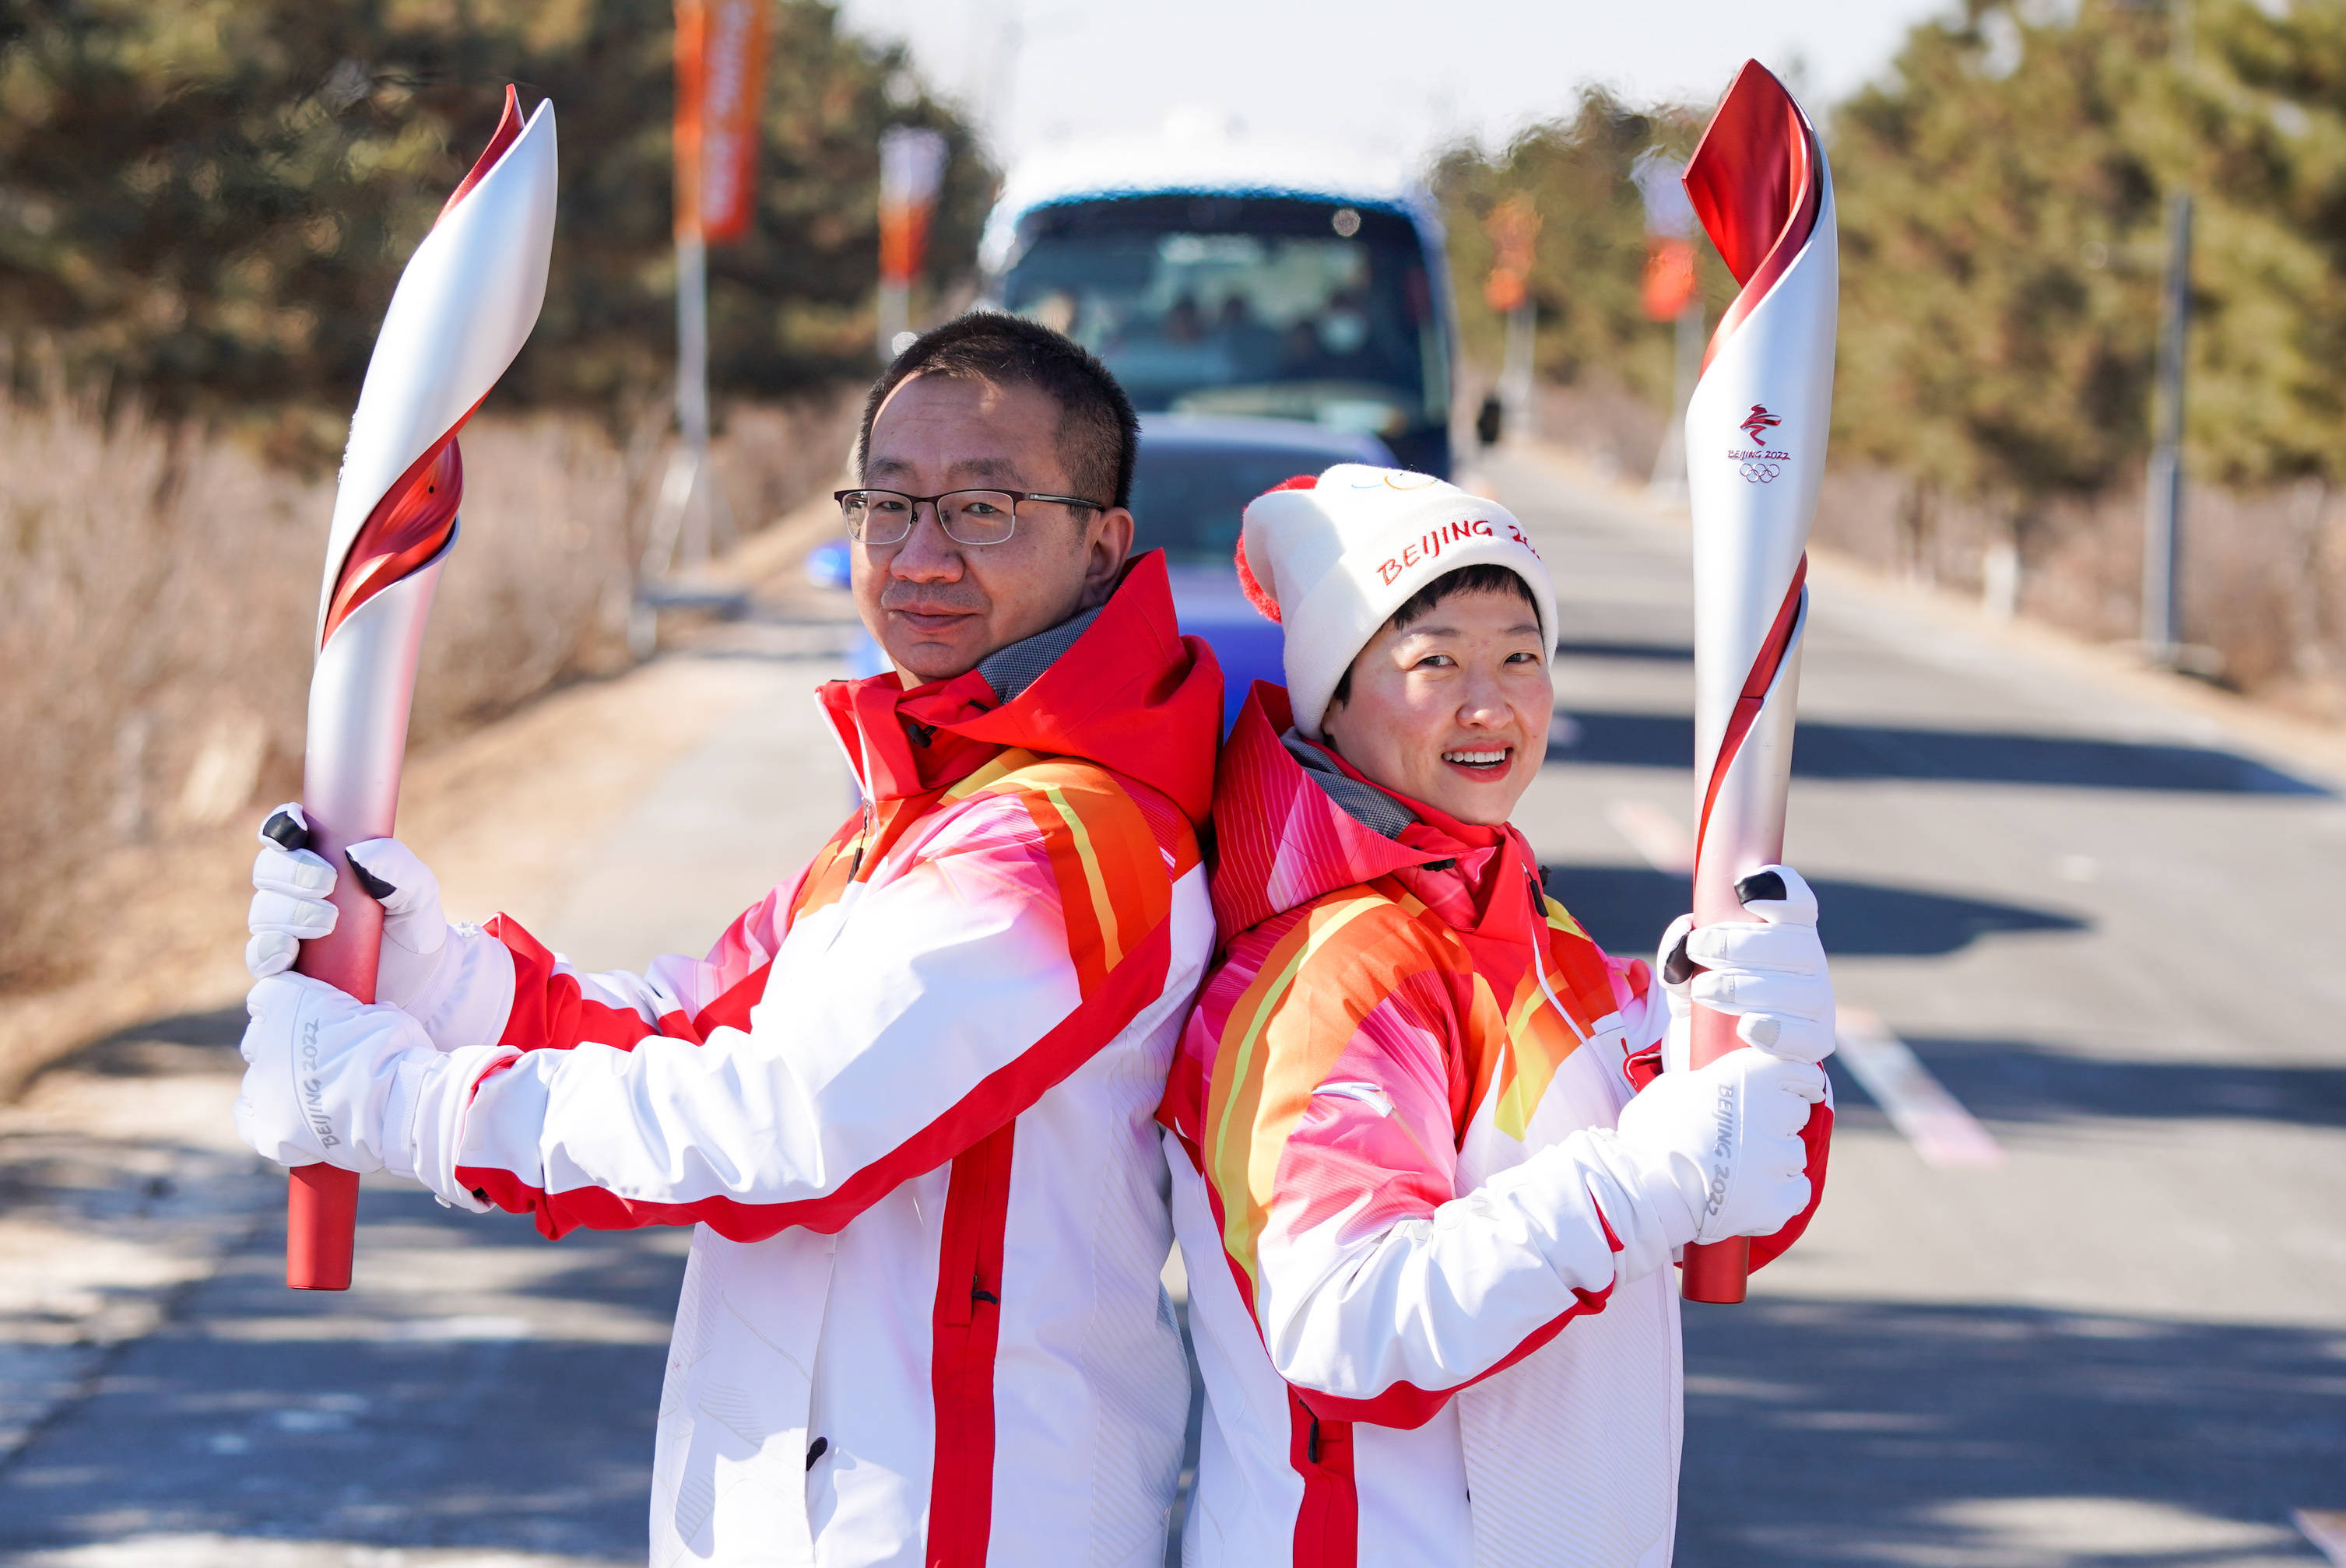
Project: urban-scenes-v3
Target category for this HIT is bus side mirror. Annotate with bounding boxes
[1475,394,1504,449]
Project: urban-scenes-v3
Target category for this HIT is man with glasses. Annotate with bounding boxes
[234,314,1224,1563]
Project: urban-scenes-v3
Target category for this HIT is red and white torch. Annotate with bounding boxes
[1677,61,1837,1304]
[282,88,558,1291]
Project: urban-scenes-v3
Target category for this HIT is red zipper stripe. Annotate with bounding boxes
[926,1121,1017,1565]
[1289,1394,1357,1566]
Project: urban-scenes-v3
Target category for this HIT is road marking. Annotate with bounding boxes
[1607,797,1695,875]
[1603,800,2005,1172]
[1835,1007,2006,1170]
[2298,1509,2346,1565]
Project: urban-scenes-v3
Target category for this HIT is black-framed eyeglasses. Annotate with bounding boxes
[833,487,1107,547]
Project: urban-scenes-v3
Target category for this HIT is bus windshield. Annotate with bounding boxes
[1002,195,1442,446]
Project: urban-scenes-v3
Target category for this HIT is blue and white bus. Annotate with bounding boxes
[982,130,1459,478]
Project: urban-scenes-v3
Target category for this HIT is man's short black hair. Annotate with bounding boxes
[1329,564,1543,707]
[856,312,1141,509]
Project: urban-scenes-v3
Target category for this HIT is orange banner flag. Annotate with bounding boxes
[1642,237,1698,321]
[1482,195,1539,315]
[879,128,950,286]
[675,0,769,244]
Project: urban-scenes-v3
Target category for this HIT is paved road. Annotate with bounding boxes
[3,451,2342,1566]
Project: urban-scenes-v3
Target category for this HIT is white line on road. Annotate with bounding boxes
[1604,799,2005,1172]
[2298,1509,2346,1566]
[1606,797,1695,875]
[1835,1006,2006,1170]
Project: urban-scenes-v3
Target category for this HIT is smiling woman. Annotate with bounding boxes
[1319,564,1551,826]
[1156,461,1838,1564]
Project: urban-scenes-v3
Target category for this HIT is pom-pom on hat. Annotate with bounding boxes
[1237,465,1558,741]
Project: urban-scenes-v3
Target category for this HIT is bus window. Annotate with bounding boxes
[1003,196,1443,458]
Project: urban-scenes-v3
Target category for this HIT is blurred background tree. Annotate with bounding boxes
[1438,0,2346,517]
[1434,88,1725,413]
[0,0,991,430]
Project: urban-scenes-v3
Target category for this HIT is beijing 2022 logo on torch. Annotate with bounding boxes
[1732,403,1787,482]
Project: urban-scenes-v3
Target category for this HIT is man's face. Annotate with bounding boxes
[854,374,1134,684]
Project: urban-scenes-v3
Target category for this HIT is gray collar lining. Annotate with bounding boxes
[1281,730,1415,840]
[976,604,1103,704]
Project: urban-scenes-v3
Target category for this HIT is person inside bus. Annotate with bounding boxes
[1157,465,1836,1563]
[1163,292,1206,346]
[1219,293,1283,382]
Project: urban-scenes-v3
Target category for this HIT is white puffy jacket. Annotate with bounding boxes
[407,560,1223,1565]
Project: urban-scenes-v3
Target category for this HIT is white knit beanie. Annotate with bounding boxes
[1237,465,1558,740]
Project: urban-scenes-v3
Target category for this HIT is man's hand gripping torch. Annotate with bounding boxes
[1677,61,1839,1304]
[281,89,557,1290]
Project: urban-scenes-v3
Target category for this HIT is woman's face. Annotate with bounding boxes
[1319,588,1552,826]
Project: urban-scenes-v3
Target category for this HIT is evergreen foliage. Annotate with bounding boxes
[1438,0,2346,507]
[1432,89,1723,412]
[0,0,989,419]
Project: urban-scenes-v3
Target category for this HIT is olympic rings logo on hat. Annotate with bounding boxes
[1738,460,1782,484]
[1347,469,1438,492]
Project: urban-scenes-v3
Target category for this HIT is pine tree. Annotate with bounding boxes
[0,1,990,420]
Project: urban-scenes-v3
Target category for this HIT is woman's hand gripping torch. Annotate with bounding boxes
[1676,61,1838,1305]
[279,88,557,1290]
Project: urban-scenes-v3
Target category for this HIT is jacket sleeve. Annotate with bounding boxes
[479,883,794,1052]
[391,832,845,1056]
[1170,906,1682,1430]
[445,779,1198,1241]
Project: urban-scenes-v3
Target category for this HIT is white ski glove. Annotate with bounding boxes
[1657,864,1835,1071]
[244,804,512,1050]
[232,972,511,1212]
[1610,1045,1824,1247]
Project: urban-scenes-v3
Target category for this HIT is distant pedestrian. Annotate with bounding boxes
[235,314,1223,1564]
[1157,468,1837,1565]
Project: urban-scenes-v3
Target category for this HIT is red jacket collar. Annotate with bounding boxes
[819,552,1224,827]
[1209,682,1540,941]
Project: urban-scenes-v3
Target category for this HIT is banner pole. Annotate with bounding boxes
[676,229,711,568]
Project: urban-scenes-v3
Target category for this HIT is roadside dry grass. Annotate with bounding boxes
[1527,377,2346,724]
[0,379,855,1089]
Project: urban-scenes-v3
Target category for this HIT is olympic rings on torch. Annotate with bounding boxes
[1738,459,1782,484]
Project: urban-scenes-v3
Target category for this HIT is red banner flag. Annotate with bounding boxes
[1481,194,1539,317]
[675,0,769,244]
[1642,237,1698,321]
[879,128,949,286]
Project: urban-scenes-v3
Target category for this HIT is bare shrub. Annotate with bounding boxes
[0,377,857,991]
[1518,374,2346,723]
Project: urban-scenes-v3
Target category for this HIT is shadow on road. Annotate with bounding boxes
[1554,638,1695,662]
[0,1180,683,1561]
[1889,1035,2346,1132]
[1550,710,2331,795]
[1678,1295,2341,1566]
[21,1006,248,1093]
[1543,864,2085,963]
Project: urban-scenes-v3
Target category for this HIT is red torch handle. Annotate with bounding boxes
[286,1166,360,1291]
[283,815,385,1291]
[1680,1005,1752,1303]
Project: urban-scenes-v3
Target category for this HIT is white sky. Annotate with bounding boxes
[838,0,1961,171]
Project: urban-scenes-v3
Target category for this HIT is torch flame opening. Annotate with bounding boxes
[1685,61,1824,370]
[320,432,465,647]
[437,85,526,227]
[318,86,531,647]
